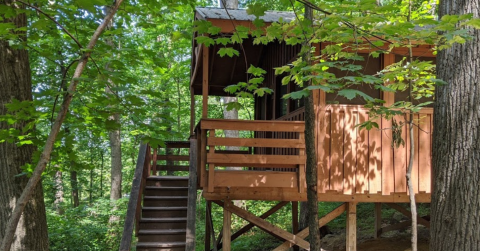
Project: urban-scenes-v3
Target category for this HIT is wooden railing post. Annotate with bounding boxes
[298,132,306,193]
[208,129,216,193]
[152,148,157,176]
[186,138,198,250]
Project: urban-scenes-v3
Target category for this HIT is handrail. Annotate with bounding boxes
[119,144,149,251]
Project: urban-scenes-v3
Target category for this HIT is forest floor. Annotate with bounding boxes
[320,225,430,251]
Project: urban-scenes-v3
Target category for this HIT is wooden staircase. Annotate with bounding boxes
[136,176,189,251]
[120,141,196,251]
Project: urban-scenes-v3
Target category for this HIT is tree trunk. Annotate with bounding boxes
[0,2,123,248]
[108,114,122,200]
[303,5,321,251]
[70,170,80,207]
[54,171,65,214]
[0,1,49,250]
[431,0,480,250]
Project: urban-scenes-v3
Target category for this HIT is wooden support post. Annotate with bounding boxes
[223,200,232,251]
[374,203,382,239]
[185,139,198,250]
[202,45,209,118]
[205,201,212,251]
[346,202,357,251]
[190,86,195,136]
[292,201,299,251]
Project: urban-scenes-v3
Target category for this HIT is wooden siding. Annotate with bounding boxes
[317,105,433,197]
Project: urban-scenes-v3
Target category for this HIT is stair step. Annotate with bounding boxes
[147,176,189,181]
[139,217,187,229]
[139,229,186,234]
[146,176,189,187]
[143,196,188,207]
[142,207,188,218]
[156,165,189,172]
[144,186,188,196]
[140,217,187,223]
[137,242,186,248]
[136,241,186,251]
[138,229,186,242]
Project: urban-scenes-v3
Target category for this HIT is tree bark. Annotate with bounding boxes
[0,1,49,250]
[303,5,321,251]
[0,1,124,249]
[431,1,480,250]
[108,112,122,200]
[54,170,65,214]
[70,170,80,207]
[104,4,123,201]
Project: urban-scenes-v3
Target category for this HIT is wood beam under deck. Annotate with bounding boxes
[213,200,311,250]
[203,187,431,203]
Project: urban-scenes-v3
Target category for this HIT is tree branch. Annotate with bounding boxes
[17,0,83,49]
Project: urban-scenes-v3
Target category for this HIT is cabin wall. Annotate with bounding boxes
[254,48,435,200]
[255,42,302,121]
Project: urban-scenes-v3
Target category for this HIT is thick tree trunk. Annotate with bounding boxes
[0,2,123,249]
[0,1,49,250]
[431,0,480,250]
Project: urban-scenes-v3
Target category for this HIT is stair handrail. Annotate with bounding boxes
[119,143,149,251]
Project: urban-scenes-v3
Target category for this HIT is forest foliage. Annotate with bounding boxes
[1,0,479,250]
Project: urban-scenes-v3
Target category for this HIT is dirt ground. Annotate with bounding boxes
[320,226,430,251]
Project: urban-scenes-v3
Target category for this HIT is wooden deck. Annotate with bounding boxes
[195,104,433,203]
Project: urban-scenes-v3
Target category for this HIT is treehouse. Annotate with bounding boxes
[120,7,435,251]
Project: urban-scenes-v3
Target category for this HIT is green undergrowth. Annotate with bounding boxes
[47,198,128,251]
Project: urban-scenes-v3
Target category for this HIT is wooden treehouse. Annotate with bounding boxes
[120,7,435,251]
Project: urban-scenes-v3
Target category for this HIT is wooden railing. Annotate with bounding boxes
[119,144,151,251]
[196,119,306,193]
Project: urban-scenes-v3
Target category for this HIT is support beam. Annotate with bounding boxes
[374,203,382,239]
[215,201,310,250]
[292,201,299,251]
[223,200,232,251]
[202,44,209,118]
[214,201,288,251]
[190,86,195,135]
[385,203,430,228]
[205,201,212,251]
[274,203,346,251]
[346,202,357,251]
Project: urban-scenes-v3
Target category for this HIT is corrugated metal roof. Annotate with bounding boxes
[196,7,296,23]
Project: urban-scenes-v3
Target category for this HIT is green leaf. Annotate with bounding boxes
[246,3,268,18]
[338,89,374,101]
[247,65,266,76]
[288,89,310,99]
[465,18,480,29]
[216,37,231,46]
[218,47,239,57]
[196,36,215,47]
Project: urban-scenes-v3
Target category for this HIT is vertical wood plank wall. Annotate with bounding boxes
[316,105,433,196]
